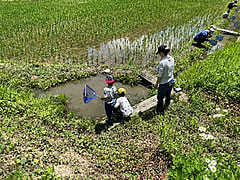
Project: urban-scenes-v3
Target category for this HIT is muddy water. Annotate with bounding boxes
[39,74,151,118]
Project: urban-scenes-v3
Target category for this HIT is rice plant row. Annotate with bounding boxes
[87,14,216,66]
[0,0,225,63]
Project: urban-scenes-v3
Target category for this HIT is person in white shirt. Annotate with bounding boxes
[114,88,133,121]
[154,45,175,114]
[101,75,117,126]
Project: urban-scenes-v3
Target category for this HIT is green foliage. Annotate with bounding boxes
[0,60,92,90]
[115,71,141,86]
[5,167,60,180]
[168,149,240,180]
[0,0,225,62]
[174,45,207,77]
[176,41,240,102]
[1,0,239,179]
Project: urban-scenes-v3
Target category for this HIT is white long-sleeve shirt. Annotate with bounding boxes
[115,96,133,117]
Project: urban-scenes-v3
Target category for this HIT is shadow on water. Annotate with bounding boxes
[38,74,151,118]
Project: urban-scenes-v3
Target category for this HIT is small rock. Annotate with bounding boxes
[179,92,189,102]
[213,114,225,118]
[104,68,111,73]
[31,75,38,80]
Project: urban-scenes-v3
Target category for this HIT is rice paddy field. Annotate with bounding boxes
[0,0,240,179]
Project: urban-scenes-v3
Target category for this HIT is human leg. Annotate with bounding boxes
[105,103,113,125]
[165,85,173,108]
[113,107,123,122]
[157,83,168,113]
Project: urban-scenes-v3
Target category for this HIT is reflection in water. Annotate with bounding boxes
[38,74,150,118]
[87,15,214,66]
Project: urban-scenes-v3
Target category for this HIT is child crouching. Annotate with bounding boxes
[114,88,133,121]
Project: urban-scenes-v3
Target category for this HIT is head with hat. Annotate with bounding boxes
[156,45,170,57]
[118,87,126,97]
[105,75,115,84]
[206,27,215,34]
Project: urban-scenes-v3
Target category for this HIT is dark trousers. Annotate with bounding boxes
[194,37,207,45]
[105,102,113,123]
[157,82,173,112]
[113,108,130,123]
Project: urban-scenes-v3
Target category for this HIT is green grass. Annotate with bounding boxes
[1,80,239,179]
[0,42,239,178]
[1,0,240,179]
[176,41,240,103]
[0,0,225,62]
[0,59,93,90]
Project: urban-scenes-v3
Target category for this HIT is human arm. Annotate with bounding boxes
[114,98,120,108]
[207,33,213,38]
[114,103,119,108]
[154,77,161,89]
[101,87,108,101]
[155,62,163,88]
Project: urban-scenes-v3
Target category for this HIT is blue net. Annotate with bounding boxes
[83,85,97,104]
[216,36,224,41]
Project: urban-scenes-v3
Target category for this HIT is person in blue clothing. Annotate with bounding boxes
[193,27,215,47]
[227,1,238,13]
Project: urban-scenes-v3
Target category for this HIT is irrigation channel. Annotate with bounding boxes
[38,74,151,118]
[87,15,215,66]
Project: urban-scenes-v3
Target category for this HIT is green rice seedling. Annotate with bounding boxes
[0,0,225,63]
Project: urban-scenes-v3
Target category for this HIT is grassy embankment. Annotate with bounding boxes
[1,0,239,179]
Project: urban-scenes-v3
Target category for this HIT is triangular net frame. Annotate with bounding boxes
[83,84,97,104]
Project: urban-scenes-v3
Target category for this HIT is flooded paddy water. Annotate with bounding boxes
[39,74,151,118]
[87,15,216,66]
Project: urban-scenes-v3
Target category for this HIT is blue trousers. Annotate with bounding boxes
[105,102,113,123]
[157,82,173,112]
